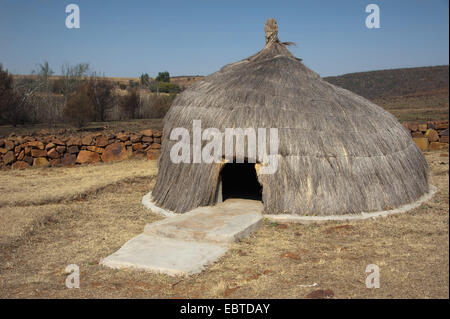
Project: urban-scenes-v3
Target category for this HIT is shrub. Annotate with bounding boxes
[120,88,140,119]
[63,84,95,128]
[86,77,115,122]
[0,65,30,125]
[150,81,181,94]
[155,71,170,83]
[140,73,150,86]
[51,78,66,94]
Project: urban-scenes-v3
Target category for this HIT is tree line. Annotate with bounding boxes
[0,62,180,127]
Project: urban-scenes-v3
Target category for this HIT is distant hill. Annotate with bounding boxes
[323,65,449,100]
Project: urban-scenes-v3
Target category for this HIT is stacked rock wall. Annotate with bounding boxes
[0,129,162,169]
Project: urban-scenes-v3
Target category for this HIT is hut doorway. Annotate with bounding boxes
[219,163,262,201]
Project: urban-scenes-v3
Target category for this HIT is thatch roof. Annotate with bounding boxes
[151,19,429,215]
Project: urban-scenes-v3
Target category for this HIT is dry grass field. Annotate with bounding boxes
[0,151,448,299]
[374,88,449,122]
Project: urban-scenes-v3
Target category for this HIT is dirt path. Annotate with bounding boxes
[0,153,448,298]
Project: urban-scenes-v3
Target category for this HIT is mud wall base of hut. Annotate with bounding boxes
[264,184,437,224]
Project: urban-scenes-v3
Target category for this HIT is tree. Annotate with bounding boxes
[86,75,115,122]
[60,63,90,100]
[155,71,170,83]
[0,64,34,125]
[140,73,150,87]
[120,88,140,119]
[63,84,95,128]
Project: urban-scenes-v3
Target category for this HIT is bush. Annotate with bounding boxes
[155,71,170,83]
[0,65,30,125]
[139,93,176,119]
[86,77,115,122]
[120,88,140,119]
[150,81,181,93]
[51,78,66,94]
[63,84,95,128]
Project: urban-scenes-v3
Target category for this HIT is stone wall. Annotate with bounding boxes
[0,129,162,170]
[1,120,448,170]
[402,120,449,151]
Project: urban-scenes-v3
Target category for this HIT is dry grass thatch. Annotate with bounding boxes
[151,19,429,215]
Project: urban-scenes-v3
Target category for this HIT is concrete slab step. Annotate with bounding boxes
[101,199,264,276]
[100,234,228,276]
[144,199,264,243]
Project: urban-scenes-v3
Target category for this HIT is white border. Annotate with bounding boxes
[142,192,177,217]
[265,185,437,223]
[142,185,437,223]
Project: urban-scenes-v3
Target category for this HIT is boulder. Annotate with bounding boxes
[87,146,104,153]
[45,142,55,150]
[28,141,44,150]
[33,157,50,168]
[413,137,428,152]
[67,138,82,146]
[425,129,439,142]
[47,148,60,159]
[52,138,65,146]
[68,145,79,154]
[150,143,161,149]
[408,123,419,132]
[61,153,77,167]
[12,161,29,170]
[153,130,162,138]
[0,148,7,154]
[49,158,62,167]
[429,142,446,151]
[412,131,424,138]
[17,150,25,161]
[141,129,153,137]
[3,151,15,165]
[440,136,449,144]
[23,156,33,166]
[418,124,427,132]
[130,135,142,143]
[56,145,66,153]
[146,149,160,160]
[4,140,15,151]
[132,143,144,152]
[96,136,109,147]
[81,135,93,145]
[116,133,129,141]
[101,142,129,162]
[142,136,153,143]
[434,122,449,130]
[31,149,47,157]
[76,150,101,164]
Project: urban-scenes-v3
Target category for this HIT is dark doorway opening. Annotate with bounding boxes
[220,163,262,201]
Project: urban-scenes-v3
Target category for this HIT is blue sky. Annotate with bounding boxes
[0,0,448,77]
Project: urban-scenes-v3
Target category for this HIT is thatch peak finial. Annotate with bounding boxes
[265,18,279,46]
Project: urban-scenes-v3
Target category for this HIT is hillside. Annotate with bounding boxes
[323,65,449,100]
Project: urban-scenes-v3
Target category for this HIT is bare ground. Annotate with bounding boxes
[0,152,448,299]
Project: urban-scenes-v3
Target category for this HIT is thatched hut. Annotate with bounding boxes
[150,18,429,216]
